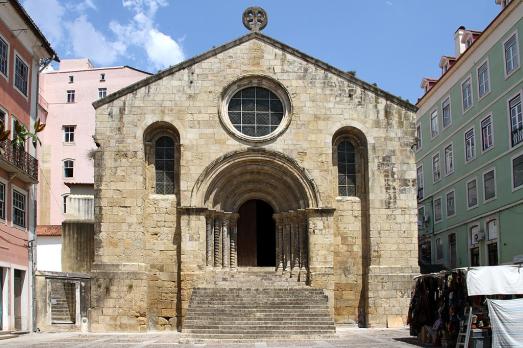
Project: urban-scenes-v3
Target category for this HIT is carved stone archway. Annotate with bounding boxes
[190,148,321,279]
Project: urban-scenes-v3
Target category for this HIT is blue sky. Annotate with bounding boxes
[23,0,500,103]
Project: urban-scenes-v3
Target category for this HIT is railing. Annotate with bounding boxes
[0,140,38,181]
[65,195,94,221]
[512,126,523,147]
[417,187,424,201]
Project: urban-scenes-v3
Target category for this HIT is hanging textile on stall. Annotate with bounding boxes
[487,298,523,347]
[466,265,523,296]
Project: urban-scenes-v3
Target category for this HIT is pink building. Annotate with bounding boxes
[37,59,150,272]
[0,0,58,332]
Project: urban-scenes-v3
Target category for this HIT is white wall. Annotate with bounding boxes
[36,236,62,272]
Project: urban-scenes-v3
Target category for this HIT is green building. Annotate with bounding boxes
[416,0,522,268]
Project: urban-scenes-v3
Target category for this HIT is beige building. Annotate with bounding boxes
[89,12,419,332]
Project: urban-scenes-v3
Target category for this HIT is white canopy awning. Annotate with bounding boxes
[466,265,523,296]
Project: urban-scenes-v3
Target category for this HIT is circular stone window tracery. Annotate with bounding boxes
[220,77,292,143]
[228,87,283,137]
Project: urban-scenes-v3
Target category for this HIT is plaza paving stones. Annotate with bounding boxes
[1,328,420,347]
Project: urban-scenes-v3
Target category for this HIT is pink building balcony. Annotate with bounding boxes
[0,140,38,182]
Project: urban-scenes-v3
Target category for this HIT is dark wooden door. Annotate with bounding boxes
[237,200,257,266]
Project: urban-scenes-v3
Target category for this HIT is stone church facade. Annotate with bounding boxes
[89,26,419,331]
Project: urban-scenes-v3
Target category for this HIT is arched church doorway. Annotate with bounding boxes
[237,199,276,267]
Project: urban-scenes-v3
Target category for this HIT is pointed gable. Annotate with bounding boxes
[93,32,415,112]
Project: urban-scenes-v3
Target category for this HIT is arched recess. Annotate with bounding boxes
[332,126,369,198]
[332,125,371,326]
[192,148,320,274]
[190,148,321,212]
[143,121,181,196]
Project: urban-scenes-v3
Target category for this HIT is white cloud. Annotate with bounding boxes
[23,0,65,44]
[68,0,98,12]
[146,29,184,70]
[110,0,185,70]
[23,0,184,69]
[66,15,126,65]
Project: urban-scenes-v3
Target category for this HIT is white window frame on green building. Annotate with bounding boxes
[511,150,523,191]
[430,109,439,138]
[434,197,442,223]
[480,114,494,152]
[482,167,497,203]
[415,123,422,152]
[442,96,452,129]
[461,76,473,112]
[432,152,441,183]
[469,224,481,266]
[508,91,522,148]
[477,59,490,100]
[446,189,456,218]
[417,165,424,200]
[503,31,520,78]
[444,143,454,176]
[465,127,476,162]
[466,177,478,210]
[485,217,499,266]
[435,237,443,261]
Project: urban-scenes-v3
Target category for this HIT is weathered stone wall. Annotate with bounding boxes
[333,197,364,325]
[62,221,94,273]
[92,35,418,331]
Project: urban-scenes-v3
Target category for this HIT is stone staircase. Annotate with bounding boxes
[181,268,335,342]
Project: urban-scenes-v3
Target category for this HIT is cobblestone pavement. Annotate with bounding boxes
[1,328,420,347]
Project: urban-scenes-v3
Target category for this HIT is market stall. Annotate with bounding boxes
[408,265,523,347]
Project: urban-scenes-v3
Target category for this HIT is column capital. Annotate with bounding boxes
[230,213,240,223]
[222,212,235,223]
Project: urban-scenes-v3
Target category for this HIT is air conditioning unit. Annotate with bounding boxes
[472,230,485,245]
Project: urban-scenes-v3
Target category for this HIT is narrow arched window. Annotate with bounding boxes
[155,136,175,194]
[337,140,356,196]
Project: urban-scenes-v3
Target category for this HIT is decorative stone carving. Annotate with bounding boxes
[206,213,214,267]
[242,7,268,32]
[214,215,222,267]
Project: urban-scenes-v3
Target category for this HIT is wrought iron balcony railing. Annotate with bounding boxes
[512,126,523,147]
[0,139,38,182]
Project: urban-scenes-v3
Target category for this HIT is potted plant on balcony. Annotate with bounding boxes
[0,122,10,155]
[12,119,46,149]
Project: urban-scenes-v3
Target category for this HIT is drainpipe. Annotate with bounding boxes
[28,55,55,332]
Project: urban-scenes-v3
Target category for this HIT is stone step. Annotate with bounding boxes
[191,289,324,294]
[190,301,327,305]
[181,332,335,340]
[184,329,334,334]
[185,324,335,330]
[183,284,335,341]
[184,319,334,324]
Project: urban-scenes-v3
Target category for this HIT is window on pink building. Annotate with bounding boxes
[0,36,7,77]
[0,182,5,220]
[14,56,28,96]
[63,160,74,178]
[13,189,26,228]
[67,90,75,103]
[63,126,75,143]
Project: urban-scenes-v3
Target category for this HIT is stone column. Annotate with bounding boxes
[283,213,291,274]
[222,213,231,268]
[230,213,239,269]
[274,214,279,270]
[206,213,214,267]
[291,214,300,275]
[214,214,222,268]
[298,211,308,282]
